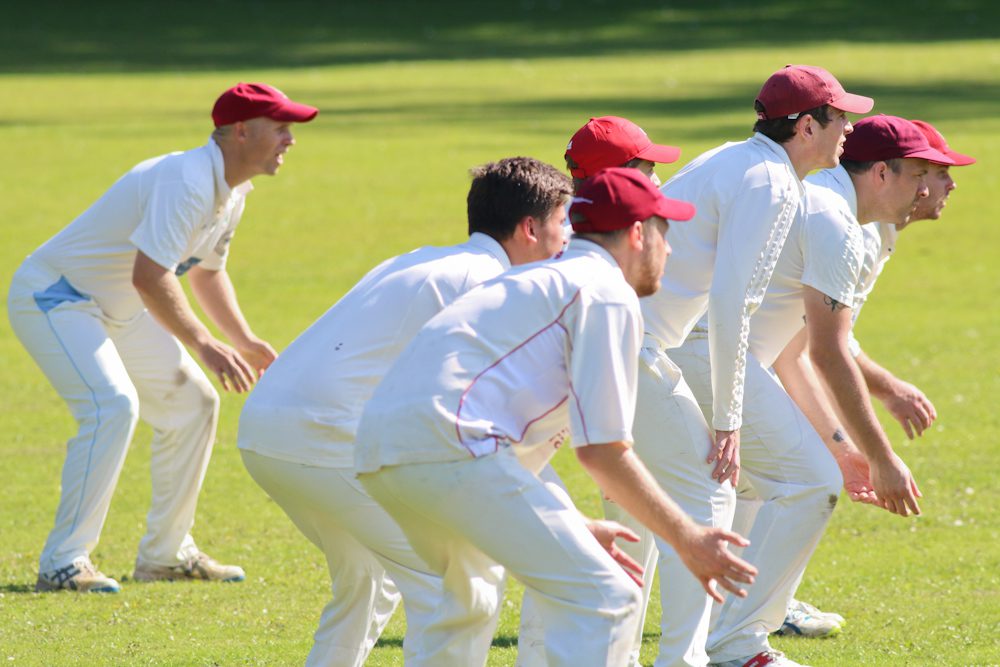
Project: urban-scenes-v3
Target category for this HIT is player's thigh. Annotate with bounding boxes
[111,312,217,425]
[739,361,839,488]
[390,449,636,608]
[240,450,399,574]
[8,276,136,419]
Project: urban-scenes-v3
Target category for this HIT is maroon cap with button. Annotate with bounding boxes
[842,115,954,165]
[211,82,319,127]
[756,65,873,120]
[570,168,695,233]
[909,120,975,166]
[566,117,682,179]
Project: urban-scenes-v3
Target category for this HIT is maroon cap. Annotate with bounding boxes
[842,115,954,165]
[566,116,681,179]
[756,65,874,120]
[909,120,976,166]
[212,82,319,127]
[569,167,695,233]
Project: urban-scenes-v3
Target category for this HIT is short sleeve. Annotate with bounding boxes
[567,298,642,446]
[129,179,212,271]
[800,211,863,308]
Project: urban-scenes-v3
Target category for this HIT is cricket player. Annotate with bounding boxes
[239,157,612,666]
[621,64,873,667]
[670,115,952,667]
[7,83,317,593]
[355,168,758,667]
[840,119,975,438]
[764,118,975,637]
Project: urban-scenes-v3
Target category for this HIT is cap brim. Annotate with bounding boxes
[269,100,319,123]
[830,92,874,114]
[653,196,696,222]
[904,146,955,166]
[635,143,682,165]
[944,149,976,166]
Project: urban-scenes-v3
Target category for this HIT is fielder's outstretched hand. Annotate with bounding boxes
[587,519,644,587]
[238,336,278,377]
[834,448,881,507]
[882,379,937,439]
[676,525,756,604]
[870,452,922,517]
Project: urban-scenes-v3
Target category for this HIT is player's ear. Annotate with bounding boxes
[629,220,644,250]
[514,215,538,244]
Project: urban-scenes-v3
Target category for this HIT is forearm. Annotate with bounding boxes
[188,266,256,347]
[855,350,898,400]
[773,332,855,459]
[133,255,213,349]
[810,343,893,462]
[576,442,696,553]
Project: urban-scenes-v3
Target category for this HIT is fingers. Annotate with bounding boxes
[701,579,725,605]
[899,415,915,440]
[715,575,750,598]
[611,547,645,581]
[719,529,751,550]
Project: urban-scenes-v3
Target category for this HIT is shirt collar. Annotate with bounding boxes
[750,132,805,194]
[827,164,859,219]
[563,236,620,268]
[466,232,512,270]
[208,137,253,203]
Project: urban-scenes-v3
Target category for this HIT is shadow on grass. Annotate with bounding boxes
[4,0,998,74]
[1,583,37,594]
[375,633,520,649]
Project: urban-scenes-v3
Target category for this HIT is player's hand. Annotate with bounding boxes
[708,429,740,486]
[237,336,278,377]
[869,452,922,517]
[834,448,881,507]
[586,519,644,587]
[881,379,937,439]
[197,338,256,393]
[675,524,756,604]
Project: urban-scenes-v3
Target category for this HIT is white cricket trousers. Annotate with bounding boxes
[8,260,218,573]
[361,446,642,667]
[617,336,737,667]
[668,334,842,663]
[240,449,448,667]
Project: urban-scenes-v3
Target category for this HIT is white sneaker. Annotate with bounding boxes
[774,598,842,638]
[36,556,121,593]
[133,551,245,582]
[790,598,845,625]
[711,649,811,667]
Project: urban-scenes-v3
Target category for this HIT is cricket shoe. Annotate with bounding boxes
[35,556,121,593]
[711,649,811,667]
[133,551,245,583]
[791,598,845,625]
[773,598,843,638]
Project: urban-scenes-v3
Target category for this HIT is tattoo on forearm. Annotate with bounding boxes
[833,429,846,443]
[823,295,847,312]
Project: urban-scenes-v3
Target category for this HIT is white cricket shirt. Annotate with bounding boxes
[238,233,512,468]
[749,165,866,367]
[641,133,803,431]
[846,221,897,356]
[29,139,251,322]
[354,238,643,474]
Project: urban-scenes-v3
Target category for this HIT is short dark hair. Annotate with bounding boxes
[468,157,572,240]
[753,103,833,144]
[840,157,904,176]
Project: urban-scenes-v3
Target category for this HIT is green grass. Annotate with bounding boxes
[2,2,999,665]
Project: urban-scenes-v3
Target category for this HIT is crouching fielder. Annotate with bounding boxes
[355,168,757,667]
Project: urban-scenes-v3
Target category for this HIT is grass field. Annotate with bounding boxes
[1,2,999,665]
